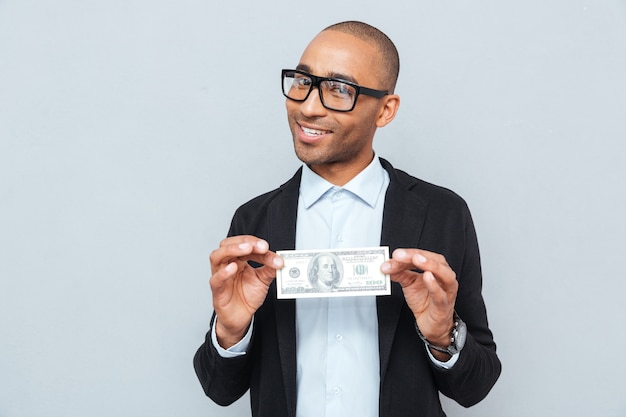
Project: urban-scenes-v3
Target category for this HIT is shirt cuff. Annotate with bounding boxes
[210,315,254,358]
[426,345,460,369]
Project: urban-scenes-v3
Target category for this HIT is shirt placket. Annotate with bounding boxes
[325,187,349,416]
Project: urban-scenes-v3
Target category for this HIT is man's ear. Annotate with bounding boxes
[376,94,400,128]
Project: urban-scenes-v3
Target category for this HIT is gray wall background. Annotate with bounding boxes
[1,0,625,416]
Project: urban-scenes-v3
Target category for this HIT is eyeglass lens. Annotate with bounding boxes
[282,71,358,111]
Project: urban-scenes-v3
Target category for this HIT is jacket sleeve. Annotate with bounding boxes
[193,312,255,406]
[429,206,502,407]
[192,200,263,406]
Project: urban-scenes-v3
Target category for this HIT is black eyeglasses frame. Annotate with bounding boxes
[281,69,389,112]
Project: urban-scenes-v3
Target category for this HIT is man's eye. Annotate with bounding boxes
[328,82,352,96]
[294,77,312,87]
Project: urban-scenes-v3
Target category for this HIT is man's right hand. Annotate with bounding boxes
[209,235,284,349]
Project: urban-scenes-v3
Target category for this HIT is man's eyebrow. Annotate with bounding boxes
[295,64,359,85]
[296,64,311,72]
[328,72,358,84]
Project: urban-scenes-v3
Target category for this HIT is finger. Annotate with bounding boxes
[381,248,419,271]
[218,235,268,249]
[216,236,271,261]
[209,261,239,293]
[387,269,423,289]
[210,249,283,290]
[418,257,457,292]
[241,249,284,271]
[253,264,281,287]
[422,271,449,307]
[421,272,457,331]
[210,254,270,286]
[381,248,429,274]
[382,249,456,289]
[210,238,271,271]
[243,251,284,287]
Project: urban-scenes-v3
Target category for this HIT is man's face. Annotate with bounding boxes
[286,30,387,179]
[317,255,338,285]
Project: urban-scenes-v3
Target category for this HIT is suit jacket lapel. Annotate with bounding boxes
[377,158,428,382]
[267,169,301,417]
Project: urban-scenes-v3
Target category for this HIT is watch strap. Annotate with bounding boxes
[415,312,466,355]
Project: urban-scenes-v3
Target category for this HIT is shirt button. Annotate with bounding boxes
[332,386,341,395]
[337,235,344,242]
[335,334,343,341]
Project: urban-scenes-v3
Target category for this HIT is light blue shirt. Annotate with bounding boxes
[293,157,389,417]
[211,156,458,416]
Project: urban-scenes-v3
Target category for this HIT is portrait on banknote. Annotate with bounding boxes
[307,252,344,292]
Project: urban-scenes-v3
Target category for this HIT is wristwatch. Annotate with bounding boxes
[415,312,467,355]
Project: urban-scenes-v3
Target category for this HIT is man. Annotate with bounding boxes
[194,21,501,417]
[308,253,342,292]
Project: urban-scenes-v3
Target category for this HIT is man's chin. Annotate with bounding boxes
[293,146,327,167]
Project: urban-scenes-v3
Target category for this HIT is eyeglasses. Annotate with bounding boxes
[281,69,388,112]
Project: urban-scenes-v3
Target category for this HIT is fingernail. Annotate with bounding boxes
[239,242,252,250]
[381,262,391,273]
[256,240,269,251]
[414,254,427,264]
[273,256,284,268]
[395,249,407,259]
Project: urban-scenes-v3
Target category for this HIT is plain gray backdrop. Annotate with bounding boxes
[1,0,625,416]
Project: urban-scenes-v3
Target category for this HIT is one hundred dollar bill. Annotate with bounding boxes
[276,247,390,299]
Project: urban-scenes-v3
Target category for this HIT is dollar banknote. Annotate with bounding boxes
[276,247,390,299]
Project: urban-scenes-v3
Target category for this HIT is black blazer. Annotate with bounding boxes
[194,158,501,417]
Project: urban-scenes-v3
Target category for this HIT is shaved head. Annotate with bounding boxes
[323,21,400,93]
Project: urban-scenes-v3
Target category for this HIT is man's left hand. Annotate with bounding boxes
[381,248,458,356]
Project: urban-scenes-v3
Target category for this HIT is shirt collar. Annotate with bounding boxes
[300,156,387,209]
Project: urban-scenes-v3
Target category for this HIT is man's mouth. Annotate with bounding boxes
[301,125,331,137]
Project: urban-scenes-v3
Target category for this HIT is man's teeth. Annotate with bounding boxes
[302,126,328,136]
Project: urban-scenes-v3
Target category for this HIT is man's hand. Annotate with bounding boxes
[381,248,458,359]
[209,235,284,349]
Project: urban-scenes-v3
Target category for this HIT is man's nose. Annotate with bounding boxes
[300,87,327,117]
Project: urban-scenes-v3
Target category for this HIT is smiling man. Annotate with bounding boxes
[194,21,501,417]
